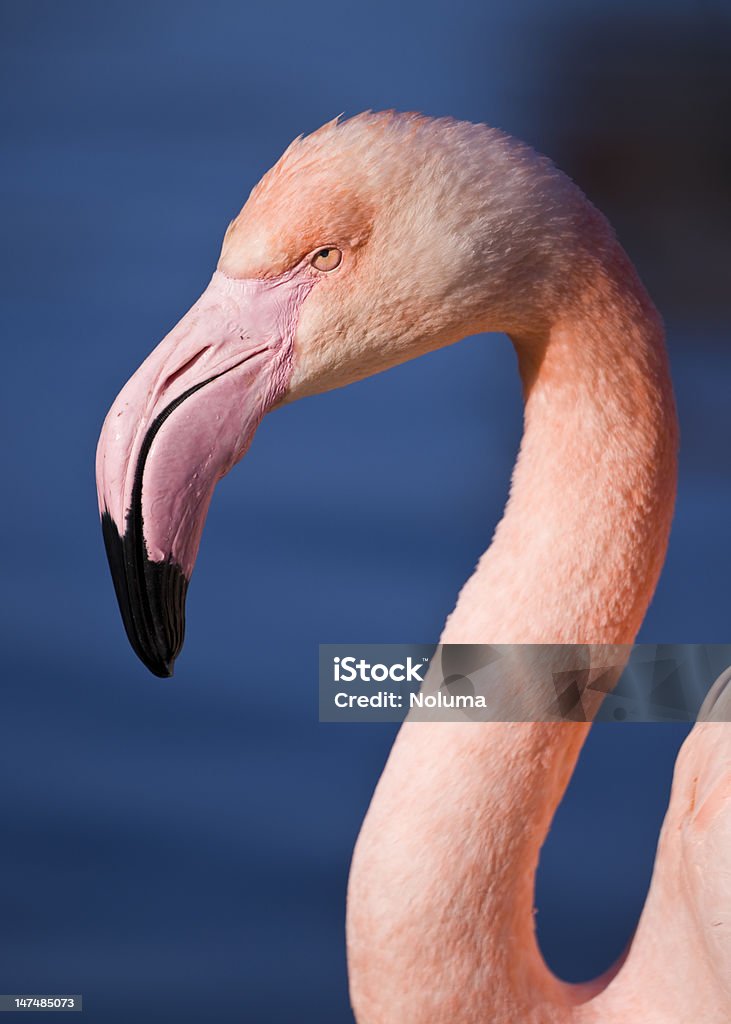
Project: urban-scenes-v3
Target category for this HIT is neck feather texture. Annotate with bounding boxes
[442,248,678,645]
[347,248,679,1024]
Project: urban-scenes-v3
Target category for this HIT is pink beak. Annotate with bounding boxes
[96,268,314,676]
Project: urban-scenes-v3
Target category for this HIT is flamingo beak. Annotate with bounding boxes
[96,269,314,677]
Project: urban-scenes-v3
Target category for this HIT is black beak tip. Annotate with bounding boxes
[149,656,175,679]
[101,511,189,678]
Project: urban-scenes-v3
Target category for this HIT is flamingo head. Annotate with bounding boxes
[96,111,581,676]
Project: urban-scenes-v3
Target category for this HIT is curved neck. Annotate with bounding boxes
[442,251,678,645]
[347,249,679,1023]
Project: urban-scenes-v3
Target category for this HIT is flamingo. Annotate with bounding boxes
[96,112,730,1022]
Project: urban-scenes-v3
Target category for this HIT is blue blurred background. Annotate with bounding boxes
[1,0,729,1019]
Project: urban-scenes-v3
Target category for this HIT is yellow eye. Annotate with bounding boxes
[311,247,342,272]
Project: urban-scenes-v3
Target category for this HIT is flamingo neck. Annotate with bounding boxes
[347,251,678,1022]
[442,251,677,646]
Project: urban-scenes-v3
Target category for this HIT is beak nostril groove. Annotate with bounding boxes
[160,347,211,394]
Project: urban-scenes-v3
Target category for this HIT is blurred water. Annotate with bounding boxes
[1,1,728,1019]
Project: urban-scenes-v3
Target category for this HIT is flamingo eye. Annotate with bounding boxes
[311,247,342,272]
